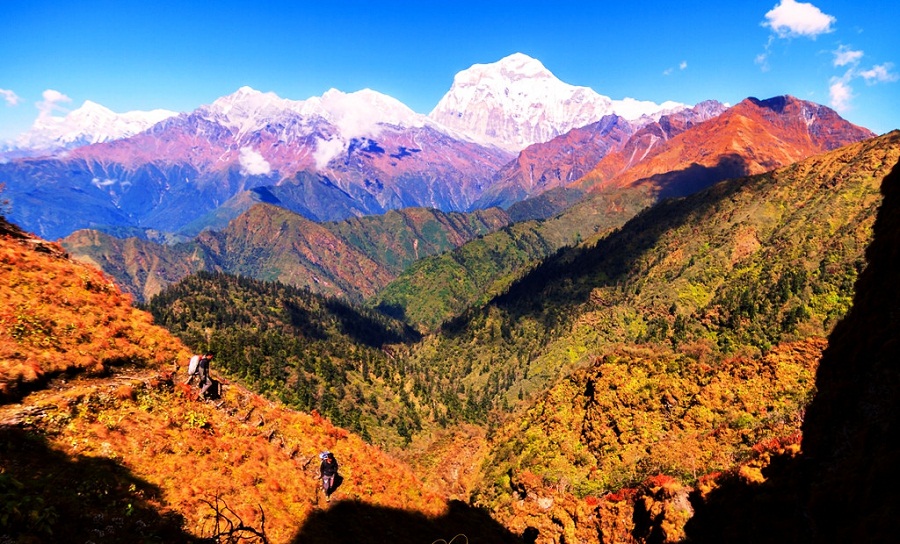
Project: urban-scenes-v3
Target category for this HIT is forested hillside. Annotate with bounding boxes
[63,204,512,304]
[373,186,655,330]
[375,96,875,333]
[446,132,900,542]
[0,216,188,401]
[402,131,898,429]
[145,271,427,448]
[127,133,899,542]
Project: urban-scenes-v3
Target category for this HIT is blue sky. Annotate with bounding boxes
[1,0,898,142]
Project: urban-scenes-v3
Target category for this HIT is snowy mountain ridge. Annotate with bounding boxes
[429,53,687,151]
[9,100,177,155]
[4,53,688,157]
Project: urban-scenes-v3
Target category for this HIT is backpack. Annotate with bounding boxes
[188,355,201,375]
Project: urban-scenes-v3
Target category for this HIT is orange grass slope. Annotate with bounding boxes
[2,369,454,543]
[0,217,514,543]
[0,216,189,401]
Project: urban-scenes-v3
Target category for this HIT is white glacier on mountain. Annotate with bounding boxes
[203,85,431,137]
[429,52,688,152]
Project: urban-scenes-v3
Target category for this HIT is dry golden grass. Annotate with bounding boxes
[1,224,188,399]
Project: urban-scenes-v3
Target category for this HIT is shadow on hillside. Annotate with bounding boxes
[0,362,131,407]
[681,451,808,543]
[682,156,900,542]
[291,499,523,544]
[0,426,199,543]
[649,154,750,200]
[325,299,421,347]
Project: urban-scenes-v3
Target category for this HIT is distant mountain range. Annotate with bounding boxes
[0,53,875,246]
[0,54,687,241]
[59,91,877,317]
[0,100,177,158]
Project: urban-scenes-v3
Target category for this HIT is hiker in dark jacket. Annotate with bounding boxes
[197,353,214,399]
[319,451,339,502]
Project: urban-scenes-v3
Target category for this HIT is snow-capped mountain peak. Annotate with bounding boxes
[306,88,427,133]
[12,100,177,154]
[452,52,554,86]
[203,86,430,140]
[204,86,297,135]
[429,52,690,152]
[429,52,615,152]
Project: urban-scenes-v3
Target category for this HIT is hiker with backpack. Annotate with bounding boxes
[319,451,339,502]
[184,352,215,398]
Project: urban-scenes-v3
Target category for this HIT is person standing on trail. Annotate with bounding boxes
[319,451,339,502]
[197,353,214,399]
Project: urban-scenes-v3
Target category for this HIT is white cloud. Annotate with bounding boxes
[763,0,835,38]
[859,63,899,84]
[238,146,271,176]
[313,137,347,170]
[827,49,897,110]
[0,89,20,106]
[829,75,854,111]
[833,45,864,67]
[663,61,688,76]
[36,89,71,119]
[756,36,775,72]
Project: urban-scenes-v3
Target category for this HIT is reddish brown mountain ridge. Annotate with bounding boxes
[575,95,876,199]
[477,100,728,210]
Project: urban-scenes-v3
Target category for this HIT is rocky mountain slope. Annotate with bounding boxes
[476,100,728,210]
